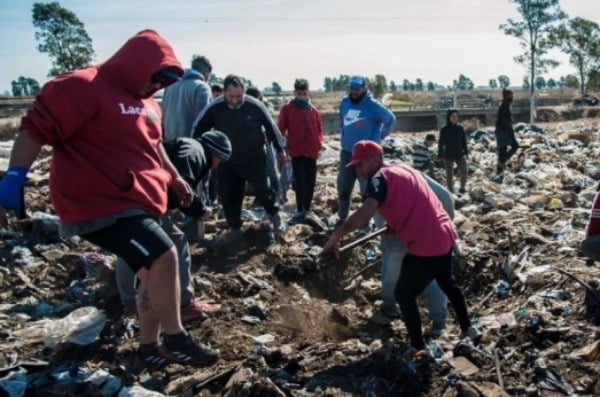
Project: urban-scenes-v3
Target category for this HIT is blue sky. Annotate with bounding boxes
[0,0,598,93]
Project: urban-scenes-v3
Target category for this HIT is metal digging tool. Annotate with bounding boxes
[318,225,389,264]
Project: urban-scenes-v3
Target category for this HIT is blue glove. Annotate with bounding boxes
[0,166,27,218]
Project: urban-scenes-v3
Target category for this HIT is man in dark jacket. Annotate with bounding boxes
[192,74,288,245]
[116,131,231,322]
[495,89,519,174]
[438,109,468,194]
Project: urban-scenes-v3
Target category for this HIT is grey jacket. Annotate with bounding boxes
[161,69,211,140]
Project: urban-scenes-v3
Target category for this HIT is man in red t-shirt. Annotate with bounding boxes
[277,78,323,223]
[323,140,479,357]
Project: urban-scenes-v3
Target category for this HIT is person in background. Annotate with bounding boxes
[495,89,519,175]
[211,83,223,99]
[412,134,437,178]
[581,186,600,261]
[161,55,212,140]
[277,78,323,223]
[438,109,468,194]
[337,75,396,224]
[246,87,281,202]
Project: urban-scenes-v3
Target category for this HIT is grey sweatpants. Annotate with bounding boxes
[380,173,455,325]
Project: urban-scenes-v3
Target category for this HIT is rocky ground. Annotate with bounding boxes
[1,118,600,396]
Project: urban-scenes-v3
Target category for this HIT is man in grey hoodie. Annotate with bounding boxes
[162,55,212,140]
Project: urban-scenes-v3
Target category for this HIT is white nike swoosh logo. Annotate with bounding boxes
[343,117,366,127]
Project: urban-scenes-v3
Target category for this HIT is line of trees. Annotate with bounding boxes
[11,77,41,96]
[323,75,441,97]
[10,1,600,101]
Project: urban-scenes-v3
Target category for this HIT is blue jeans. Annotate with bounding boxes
[115,212,194,307]
[337,150,367,220]
[381,233,448,326]
[379,172,455,325]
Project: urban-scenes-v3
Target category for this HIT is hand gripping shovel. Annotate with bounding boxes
[316,225,389,265]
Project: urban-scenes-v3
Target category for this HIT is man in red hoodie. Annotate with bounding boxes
[0,30,218,369]
[277,78,323,224]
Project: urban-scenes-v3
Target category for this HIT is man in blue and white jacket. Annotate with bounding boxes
[337,75,396,222]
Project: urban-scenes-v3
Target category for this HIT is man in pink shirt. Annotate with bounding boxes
[323,140,478,357]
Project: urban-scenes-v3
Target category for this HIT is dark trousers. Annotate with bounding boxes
[443,157,468,193]
[219,156,278,230]
[208,168,219,205]
[498,144,519,165]
[292,156,317,213]
[395,249,471,349]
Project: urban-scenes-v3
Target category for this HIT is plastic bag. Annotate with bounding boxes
[19,306,107,348]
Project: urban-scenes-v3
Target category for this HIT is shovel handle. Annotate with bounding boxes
[338,225,389,253]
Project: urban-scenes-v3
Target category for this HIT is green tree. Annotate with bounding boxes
[32,2,95,76]
[535,76,546,89]
[489,79,498,89]
[500,0,566,122]
[414,78,424,91]
[371,74,387,99]
[564,74,579,89]
[498,75,511,88]
[323,77,333,92]
[389,80,397,92]
[427,81,435,91]
[402,79,412,91]
[271,81,282,95]
[523,76,531,89]
[547,78,556,88]
[11,81,23,96]
[10,76,41,96]
[588,70,600,92]
[454,74,474,90]
[554,17,600,96]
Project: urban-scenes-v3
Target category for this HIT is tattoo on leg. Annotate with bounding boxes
[140,289,151,311]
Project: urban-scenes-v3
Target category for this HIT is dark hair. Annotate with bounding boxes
[191,55,212,74]
[211,83,223,94]
[223,74,244,91]
[294,78,309,91]
[245,87,262,100]
[446,108,459,125]
[425,134,436,142]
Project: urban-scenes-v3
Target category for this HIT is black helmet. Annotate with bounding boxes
[200,130,232,161]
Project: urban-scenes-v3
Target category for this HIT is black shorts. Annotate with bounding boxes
[81,214,174,273]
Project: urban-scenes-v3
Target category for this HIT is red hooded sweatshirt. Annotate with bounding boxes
[20,30,183,223]
[277,101,323,159]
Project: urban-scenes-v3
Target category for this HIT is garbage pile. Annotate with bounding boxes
[1,119,600,396]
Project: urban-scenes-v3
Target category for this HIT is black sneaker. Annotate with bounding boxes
[162,333,220,367]
[133,345,170,372]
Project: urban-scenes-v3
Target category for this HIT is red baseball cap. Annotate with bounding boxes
[346,140,383,167]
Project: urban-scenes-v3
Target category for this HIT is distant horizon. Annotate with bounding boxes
[1,0,598,94]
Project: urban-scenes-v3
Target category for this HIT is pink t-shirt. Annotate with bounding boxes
[366,163,457,256]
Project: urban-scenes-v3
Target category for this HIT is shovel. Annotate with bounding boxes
[317,225,389,264]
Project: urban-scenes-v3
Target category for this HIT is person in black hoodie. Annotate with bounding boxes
[438,109,468,194]
[495,89,519,174]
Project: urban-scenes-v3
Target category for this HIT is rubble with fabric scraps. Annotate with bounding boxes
[1,119,600,396]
